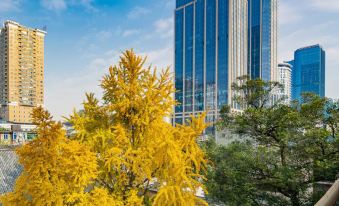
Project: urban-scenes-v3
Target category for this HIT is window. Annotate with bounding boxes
[175,9,184,113]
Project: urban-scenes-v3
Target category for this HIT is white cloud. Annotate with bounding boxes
[324,47,339,98]
[154,17,174,38]
[0,0,20,12]
[122,29,141,37]
[72,0,97,12]
[164,0,175,9]
[310,0,339,12]
[141,46,173,71]
[45,46,174,120]
[41,0,67,10]
[96,30,112,40]
[45,50,120,120]
[40,0,96,11]
[278,1,303,25]
[127,7,150,19]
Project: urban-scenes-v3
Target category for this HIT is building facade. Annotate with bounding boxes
[0,121,37,145]
[277,63,292,104]
[248,0,278,81]
[291,45,325,101]
[174,0,248,133]
[0,20,46,123]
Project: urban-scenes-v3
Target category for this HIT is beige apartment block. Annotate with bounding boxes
[0,20,46,123]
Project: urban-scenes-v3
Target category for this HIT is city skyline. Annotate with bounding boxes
[0,0,339,120]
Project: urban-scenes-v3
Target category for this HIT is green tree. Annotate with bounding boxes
[205,76,339,206]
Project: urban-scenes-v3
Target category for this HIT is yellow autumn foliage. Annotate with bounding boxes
[69,50,208,205]
[0,107,121,206]
[0,49,208,205]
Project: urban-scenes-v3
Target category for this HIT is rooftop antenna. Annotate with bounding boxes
[42,25,47,32]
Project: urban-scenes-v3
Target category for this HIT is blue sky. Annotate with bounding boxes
[1,0,338,120]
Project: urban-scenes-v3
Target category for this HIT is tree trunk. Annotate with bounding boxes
[280,145,286,166]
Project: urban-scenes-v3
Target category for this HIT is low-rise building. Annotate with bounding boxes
[0,121,37,145]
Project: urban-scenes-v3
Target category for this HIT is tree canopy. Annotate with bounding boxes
[206,77,339,206]
[69,50,208,205]
[0,107,117,206]
[1,50,208,206]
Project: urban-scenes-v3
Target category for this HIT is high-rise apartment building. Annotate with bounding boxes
[174,0,248,133]
[248,0,278,81]
[290,45,325,101]
[0,20,46,123]
[277,63,292,104]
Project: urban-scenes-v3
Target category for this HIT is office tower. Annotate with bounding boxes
[248,0,278,81]
[174,0,248,133]
[291,45,325,101]
[277,63,292,104]
[0,20,46,123]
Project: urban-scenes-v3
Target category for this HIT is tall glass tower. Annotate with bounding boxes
[174,0,248,133]
[291,45,325,101]
[248,0,278,81]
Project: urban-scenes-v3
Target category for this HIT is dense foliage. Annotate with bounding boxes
[205,76,339,206]
[69,50,208,205]
[0,50,208,206]
[0,107,116,205]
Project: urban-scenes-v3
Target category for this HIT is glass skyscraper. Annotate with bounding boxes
[291,45,325,101]
[248,0,278,81]
[174,0,248,133]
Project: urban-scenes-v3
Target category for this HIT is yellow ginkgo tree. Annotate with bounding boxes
[69,49,208,205]
[0,107,118,206]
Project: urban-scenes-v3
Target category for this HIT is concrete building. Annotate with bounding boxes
[0,121,37,145]
[248,0,278,81]
[0,20,46,123]
[290,44,325,101]
[174,0,248,134]
[278,63,292,104]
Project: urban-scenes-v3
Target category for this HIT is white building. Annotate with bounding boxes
[0,121,37,145]
[278,63,292,104]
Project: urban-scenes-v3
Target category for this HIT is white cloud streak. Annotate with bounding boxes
[0,0,20,12]
[40,0,96,11]
[45,50,119,120]
[122,29,141,37]
[127,7,150,19]
[278,1,303,25]
[41,0,67,10]
[45,46,173,120]
[154,17,174,38]
[310,0,339,12]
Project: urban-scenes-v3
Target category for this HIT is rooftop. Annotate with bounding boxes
[295,44,324,52]
[3,20,47,35]
[0,146,22,195]
[278,62,293,69]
